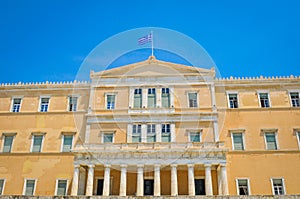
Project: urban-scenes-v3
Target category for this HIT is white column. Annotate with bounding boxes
[213,121,219,142]
[85,124,91,144]
[103,165,111,196]
[71,165,80,196]
[127,124,132,143]
[142,88,148,108]
[156,124,162,142]
[141,124,147,143]
[204,164,213,196]
[169,87,175,107]
[170,123,176,142]
[210,83,217,112]
[171,164,178,196]
[119,165,127,196]
[88,87,95,114]
[188,164,195,196]
[136,165,144,196]
[156,87,162,108]
[78,167,86,195]
[220,164,229,195]
[86,164,94,196]
[129,87,134,108]
[154,164,161,196]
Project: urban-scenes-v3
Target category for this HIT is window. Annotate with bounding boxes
[12,98,22,112]
[161,88,170,108]
[68,96,78,112]
[31,135,44,152]
[24,179,36,195]
[103,133,114,143]
[232,133,244,150]
[147,124,156,142]
[290,92,300,107]
[56,180,68,195]
[106,94,115,110]
[61,135,73,152]
[132,124,141,142]
[297,132,300,149]
[40,97,50,112]
[236,179,249,195]
[134,88,142,108]
[0,179,5,195]
[188,92,198,108]
[228,93,238,108]
[161,124,171,142]
[148,88,156,108]
[272,178,285,195]
[259,93,270,108]
[265,132,278,150]
[2,135,14,153]
[189,132,201,142]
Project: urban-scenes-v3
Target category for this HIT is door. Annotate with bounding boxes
[144,179,154,195]
[96,179,104,195]
[195,179,206,195]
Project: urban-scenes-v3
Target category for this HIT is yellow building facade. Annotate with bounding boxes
[0,56,299,196]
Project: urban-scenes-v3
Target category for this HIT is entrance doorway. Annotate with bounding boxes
[195,179,206,195]
[144,179,154,195]
[96,179,104,195]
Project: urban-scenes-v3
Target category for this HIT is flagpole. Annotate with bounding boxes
[151,31,154,57]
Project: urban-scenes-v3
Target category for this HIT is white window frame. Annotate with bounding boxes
[101,131,115,143]
[1,133,16,153]
[187,91,199,108]
[38,96,50,112]
[230,131,246,150]
[132,124,142,142]
[271,178,286,195]
[257,91,271,108]
[263,130,279,150]
[67,95,79,112]
[10,96,23,112]
[0,179,6,195]
[54,179,69,195]
[23,178,37,195]
[226,91,239,109]
[147,88,156,108]
[187,130,202,142]
[288,90,300,107]
[235,178,251,195]
[296,131,300,150]
[133,88,143,109]
[147,124,156,142]
[60,133,75,152]
[30,133,46,153]
[105,92,117,110]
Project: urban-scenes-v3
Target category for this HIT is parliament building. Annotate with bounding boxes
[0,56,299,197]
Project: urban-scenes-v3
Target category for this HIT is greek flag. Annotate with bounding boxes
[138,33,152,45]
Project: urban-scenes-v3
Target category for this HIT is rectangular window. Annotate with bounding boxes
[106,95,115,110]
[290,92,300,107]
[132,124,141,142]
[265,133,278,150]
[237,179,249,195]
[161,88,170,108]
[188,93,198,108]
[3,135,14,153]
[259,93,270,108]
[56,180,67,195]
[232,133,244,150]
[228,93,238,108]
[0,179,4,195]
[24,179,36,195]
[147,124,156,142]
[134,88,142,108]
[12,98,22,112]
[272,178,285,195]
[161,124,171,142]
[62,135,73,152]
[148,88,156,108]
[40,97,50,112]
[31,135,43,152]
[68,97,78,112]
[103,133,114,143]
[189,132,201,142]
[297,132,300,149]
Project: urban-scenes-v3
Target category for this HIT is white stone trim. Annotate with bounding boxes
[296,131,300,150]
[54,179,69,195]
[235,178,251,195]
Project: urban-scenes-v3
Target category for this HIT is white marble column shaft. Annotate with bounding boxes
[71,165,80,196]
[205,164,213,196]
[154,164,161,196]
[188,164,195,196]
[136,165,144,196]
[103,165,111,196]
[171,164,178,196]
[86,164,94,196]
[119,165,127,196]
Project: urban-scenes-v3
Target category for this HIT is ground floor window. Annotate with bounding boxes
[237,179,249,195]
[272,178,285,195]
[56,180,68,195]
[0,179,4,195]
[24,179,36,195]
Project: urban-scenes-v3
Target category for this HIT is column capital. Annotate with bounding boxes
[154,164,161,168]
[104,164,111,168]
[120,164,127,168]
[137,164,144,168]
[87,164,95,168]
[74,164,81,168]
[187,164,194,168]
[170,164,177,168]
[219,163,227,167]
[204,164,212,168]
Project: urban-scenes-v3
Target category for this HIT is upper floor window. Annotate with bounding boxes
[2,134,15,153]
[40,97,50,112]
[103,132,114,143]
[228,93,238,108]
[55,179,68,195]
[68,96,78,112]
[259,93,270,108]
[11,98,22,112]
[134,88,142,108]
[236,179,249,195]
[271,178,285,195]
[161,88,170,108]
[0,179,5,195]
[106,94,116,110]
[147,124,156,142]
[189,132,201,142]
[132,124,141,142]
[265,132,278,150]
[161,124,171,142]
[231,133,244,150]
[290,92,300,107]
[61,134,73,152]
[148,88,156,108]
[188,92,198,108]
[31,134,44,153]
[23,179,36,195]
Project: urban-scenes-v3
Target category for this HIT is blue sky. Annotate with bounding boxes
[0,0,300,82]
